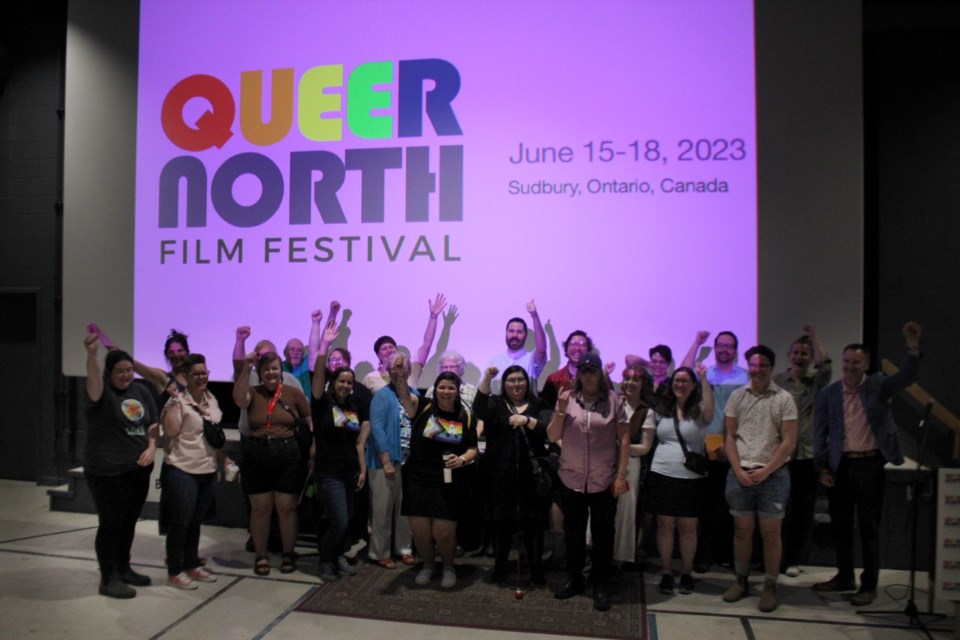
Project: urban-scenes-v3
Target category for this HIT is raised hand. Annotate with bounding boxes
[484,366,499,380]
[311,309,323,324]
[236,326,251,341]
[695,330,710,346]
[428,293,447,318]
[86,323,117,349]
[902,321,922,345]
[696,362,708,381]
[526,299,538,316]
[322,320,339,345]
[83,333,101,354]
[329,300,341,320]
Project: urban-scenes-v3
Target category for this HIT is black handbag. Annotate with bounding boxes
[517,417,559,497]
[673,415,708,476]
[202,417,226,449]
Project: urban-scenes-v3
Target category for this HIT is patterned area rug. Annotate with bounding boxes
[297,559,647,639]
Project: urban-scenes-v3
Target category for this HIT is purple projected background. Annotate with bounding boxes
[135,0,757,384]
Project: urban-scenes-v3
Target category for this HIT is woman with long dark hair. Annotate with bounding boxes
[613,366,653,567]
[310,322,370,583]
[401,369,478,589]
[475,364,552,586]
[639,365,714,596]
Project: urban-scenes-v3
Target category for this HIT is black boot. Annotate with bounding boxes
[99,573,136,599]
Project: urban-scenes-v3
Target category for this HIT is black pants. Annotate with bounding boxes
[828,455,885,590]
[782,458,817,567]
[86,465,152,579]
[696,459,733,565]
[561,484,617,585]
[493,516,544,577]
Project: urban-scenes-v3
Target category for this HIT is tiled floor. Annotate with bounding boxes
[0,479,953,639]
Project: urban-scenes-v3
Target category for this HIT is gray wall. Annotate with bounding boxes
[873,21,960,413]
[0,2,69,481]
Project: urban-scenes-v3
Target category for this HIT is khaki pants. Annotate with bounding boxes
[367,466,412,559]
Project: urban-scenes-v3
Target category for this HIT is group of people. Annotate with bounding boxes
[79,306,924,615]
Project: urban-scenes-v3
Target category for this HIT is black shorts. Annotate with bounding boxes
[240,436,304,496]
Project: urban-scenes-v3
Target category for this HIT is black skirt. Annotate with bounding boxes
[643,471,707,518]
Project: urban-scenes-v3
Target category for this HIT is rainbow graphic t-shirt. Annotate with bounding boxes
[422,415,463,445]
[332,405,360,432]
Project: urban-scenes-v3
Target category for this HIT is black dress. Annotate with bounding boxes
[401,399,477,521]
[473,390,552,522]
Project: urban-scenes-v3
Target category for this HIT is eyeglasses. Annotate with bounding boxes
[329,357,347,365]
[715,344,736,351]
[568,340,588,348]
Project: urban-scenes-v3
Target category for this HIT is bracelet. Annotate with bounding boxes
[555,411,566,417]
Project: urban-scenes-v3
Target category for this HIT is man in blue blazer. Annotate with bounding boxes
[812,321,922,606]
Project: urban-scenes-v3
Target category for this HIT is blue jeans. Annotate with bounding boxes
[725,465,790,519]
[161,464,216,575]
[317,471,358,563]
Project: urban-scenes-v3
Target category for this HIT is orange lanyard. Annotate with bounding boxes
[265,383,283,430]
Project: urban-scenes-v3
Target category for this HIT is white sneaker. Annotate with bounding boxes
[784,566,801,578]
[415,566,433,585]
[186,567,217,583]
[441,568,457,589]
[168,572,198,590]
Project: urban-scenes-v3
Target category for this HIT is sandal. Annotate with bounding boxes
[280,553,297,574]
[254,555,270,576]
[377,558,398,570]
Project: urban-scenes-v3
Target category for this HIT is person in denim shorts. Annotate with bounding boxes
[721,345,797,613]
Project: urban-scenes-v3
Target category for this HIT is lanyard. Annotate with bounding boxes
[265,383,283,430]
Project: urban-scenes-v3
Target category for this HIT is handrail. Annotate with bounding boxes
[882,358,960,460]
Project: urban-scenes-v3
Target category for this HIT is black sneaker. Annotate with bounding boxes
[554,579,585,600]
[812,575,856,592]
[678,573,695,594]
[593,584,611,612]
[658,573,675,595]
[118,568,151,586]
[99,575,136,599]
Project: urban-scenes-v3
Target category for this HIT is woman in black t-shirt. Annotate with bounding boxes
[401,372,478,589]
[82,331,159,599]
[310,321,370,583]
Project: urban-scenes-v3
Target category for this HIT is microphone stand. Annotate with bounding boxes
[858,401,945,638]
